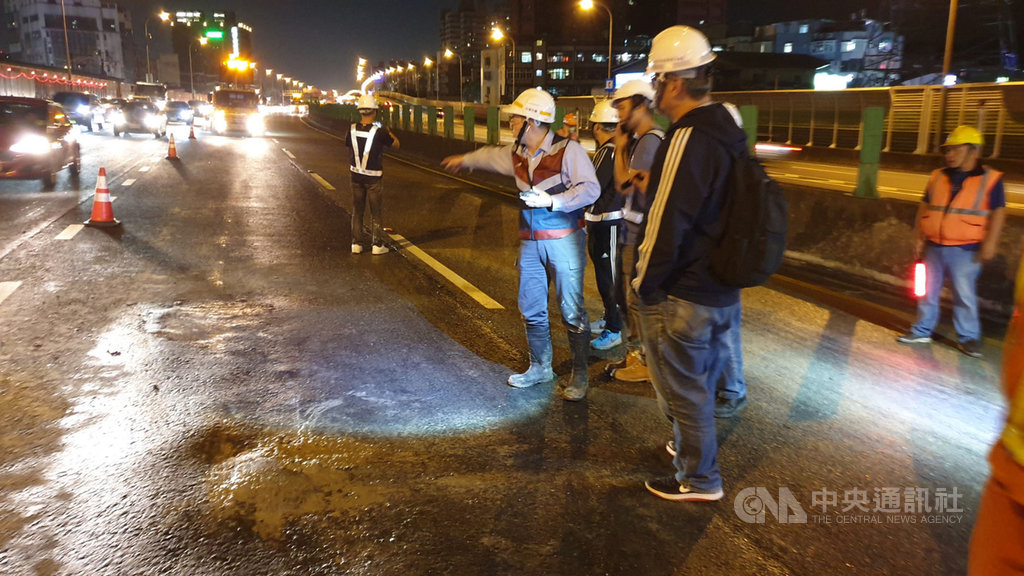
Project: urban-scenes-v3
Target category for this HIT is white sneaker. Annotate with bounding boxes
[371,244,388,255]
[351,243,363,254]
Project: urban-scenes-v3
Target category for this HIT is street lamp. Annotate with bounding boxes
[59,0,72,82]
[188,36,207,99]
[579,0,613,82]
[445,48,464,102]
[425,56,436,100]
[491,27,516,101]
[144,10,170,82]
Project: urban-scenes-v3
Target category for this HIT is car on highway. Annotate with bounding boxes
[188,99,213,126]
[0,96,81,187]
[110,100,167,138]
[165,100,194,124]
[51,91,103,132]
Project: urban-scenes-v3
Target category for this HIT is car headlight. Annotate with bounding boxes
[77,104,91,116]
[143,114,160,128]
[9,134,51,155]
[112,112,126,125]
[246,113,265,135]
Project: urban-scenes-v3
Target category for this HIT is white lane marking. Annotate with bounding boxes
[388,233,504,310]
[55,225,85,240]
[138,166,150,173]
[0,281,21,306]
[122,179,136,186]
[310,173,335,191]
[283,149,296,159]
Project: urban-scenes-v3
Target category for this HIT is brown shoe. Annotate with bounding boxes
[613,357,649,383]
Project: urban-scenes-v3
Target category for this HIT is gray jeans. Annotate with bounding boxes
[638,296,742,491]
[351,177,383,246]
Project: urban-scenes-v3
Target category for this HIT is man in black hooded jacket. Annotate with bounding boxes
[633,25,750,503]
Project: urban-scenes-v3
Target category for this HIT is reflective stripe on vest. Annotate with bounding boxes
[350,125,383,177]
[511,136,585,240]
[920,167,1002,245]
[622,193,644,224]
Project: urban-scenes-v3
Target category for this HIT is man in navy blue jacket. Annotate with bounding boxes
[633,25,749,502]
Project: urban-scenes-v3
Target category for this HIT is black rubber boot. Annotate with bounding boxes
[560,330,591,401]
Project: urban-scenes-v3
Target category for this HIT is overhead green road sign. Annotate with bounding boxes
[205,30,224,40]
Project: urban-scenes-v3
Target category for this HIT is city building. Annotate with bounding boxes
[440,0,489,101]
[1,0,127,79]
[168,10,253,93]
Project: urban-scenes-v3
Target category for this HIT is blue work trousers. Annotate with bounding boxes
[639,296,742,492]
[518,229,589,334]
[910,243,982,343]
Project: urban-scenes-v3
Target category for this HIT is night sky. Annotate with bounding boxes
[131,0,882,92]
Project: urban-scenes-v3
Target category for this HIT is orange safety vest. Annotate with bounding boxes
[1000,250,1024,468]
[919,167,1002,246]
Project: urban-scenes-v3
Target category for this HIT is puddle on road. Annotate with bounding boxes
[198,423,390,541]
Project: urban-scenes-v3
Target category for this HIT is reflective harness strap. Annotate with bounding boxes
[585,210,624,222]
[622,194,644,224]
[350,125,382,177]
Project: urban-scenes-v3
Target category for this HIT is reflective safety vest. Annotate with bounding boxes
[512,135,586,240]
[1000,248,1024,467]
[350,125,382,177]
[919,167,1002,246]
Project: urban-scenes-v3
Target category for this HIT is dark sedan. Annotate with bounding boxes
[165,100,194,124]
[0,97,80,187]
[110,100,167,138]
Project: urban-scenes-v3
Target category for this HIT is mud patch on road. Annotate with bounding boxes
[196,424,388,541]
[142,300,275,351]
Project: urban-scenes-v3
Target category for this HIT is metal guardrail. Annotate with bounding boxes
[382,83,1024,160]
[716,82,1024,159]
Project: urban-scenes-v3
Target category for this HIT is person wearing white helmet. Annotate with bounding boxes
[631,25,750,502]
[345,92,400,255]
[603,78,664,385]
[441,88,600,401]
[584,99,625,354]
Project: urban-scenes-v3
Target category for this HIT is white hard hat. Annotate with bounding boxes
[503,88,556,124]
[357,93,378,110]
[589,99,619,124]
[612,79,656,104]
[646,25,716,77]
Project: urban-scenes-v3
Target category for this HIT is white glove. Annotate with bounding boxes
[521,188,553,208]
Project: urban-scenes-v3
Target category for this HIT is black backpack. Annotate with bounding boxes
[709,148,788,288]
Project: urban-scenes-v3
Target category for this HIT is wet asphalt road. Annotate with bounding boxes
[0,115,1008,575]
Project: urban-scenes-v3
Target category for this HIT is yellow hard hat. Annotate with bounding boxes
[943,125,984,147]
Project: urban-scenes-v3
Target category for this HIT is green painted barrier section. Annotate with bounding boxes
[391,104,399,127]
[402,105,411,131]
[443,105,454,139]
[464,106,476,142]
[427,106,437,136]
[414,105,423,134]
[740,105,758,155]
[487,106,499,145]
[553,106,565,131]
[855,106,884,199]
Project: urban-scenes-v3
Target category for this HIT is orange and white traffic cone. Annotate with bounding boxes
[84,168,120,228]
[166,134,178,160]
[188,123,196,140]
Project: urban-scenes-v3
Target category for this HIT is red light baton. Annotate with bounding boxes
[913,259,927,298]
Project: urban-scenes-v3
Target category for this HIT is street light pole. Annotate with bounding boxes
[933,0,959,152]
[580,0,613,82]
[59,0,73,83]
[144,11,169,83]
[445,48,463,102]
[188,37,207,99]
[492,28,516,101]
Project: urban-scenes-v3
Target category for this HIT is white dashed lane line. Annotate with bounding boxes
[138,166,150,173]
[283,149,296,159]
[310,173,335,190]
[0,281,21,306]
[55,225,84,240]
[122,179,136,186]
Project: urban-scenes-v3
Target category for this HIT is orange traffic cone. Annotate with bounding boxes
[188,123,196,140]
[84,168,120,228]
[166,134,178,160]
